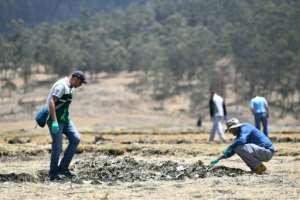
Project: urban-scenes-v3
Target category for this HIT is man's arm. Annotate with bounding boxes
[48,95,60,135]
[230,129,249,151]
[216,154,225,161]
[49,96,58,121]
[223,101,227,119]
[264,98,269,118]
[209,99,214,119]
[48,83,65,121]
[249,100,255,115]
[209,154,225,167]
[266,105,269,118]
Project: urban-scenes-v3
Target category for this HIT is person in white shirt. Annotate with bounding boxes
[47,70,87,181]
[209,91,227,143]
[249,96,269,136]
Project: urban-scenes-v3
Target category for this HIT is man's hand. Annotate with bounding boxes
[208,158,220,169]
[210,159,219,166]
[51,121,59,135]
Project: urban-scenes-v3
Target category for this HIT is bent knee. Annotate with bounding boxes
[74,136,80,145]
[235,145,251,154]
[70,135,80,145]
[52,145,62,154]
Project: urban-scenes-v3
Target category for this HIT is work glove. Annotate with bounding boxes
[208,159,219,169]
[210,159,219,166]
[223,148,231,159]
[51,121,59,135]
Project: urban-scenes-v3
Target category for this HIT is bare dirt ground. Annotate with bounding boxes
[0,72,299,199]
[0,130,299,200]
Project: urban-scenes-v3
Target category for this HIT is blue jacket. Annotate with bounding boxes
[226,123,275,158]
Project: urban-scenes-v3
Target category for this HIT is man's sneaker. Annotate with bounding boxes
[49,174,62,181]
[58,169,76,178]
[254,164,267,175]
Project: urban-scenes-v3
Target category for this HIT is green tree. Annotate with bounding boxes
[9,20,36,93]
[0,36,16,80]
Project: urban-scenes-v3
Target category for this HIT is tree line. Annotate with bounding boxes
[0,0,299,117]
[0,0,146,32]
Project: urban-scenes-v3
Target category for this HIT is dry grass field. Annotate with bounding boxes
[0,72,299,199]
[0,127,299,200]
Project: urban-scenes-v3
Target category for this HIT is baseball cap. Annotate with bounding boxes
[72,70,87,84]
[225,117,243,132]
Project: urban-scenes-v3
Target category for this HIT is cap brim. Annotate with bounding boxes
[78,78,87,84]
[73,74,87,84]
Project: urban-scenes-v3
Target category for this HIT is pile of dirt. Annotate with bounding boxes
[0,156,250,184]
[0,173,37,182]
[74,156,249,184]
[7,137,31,144]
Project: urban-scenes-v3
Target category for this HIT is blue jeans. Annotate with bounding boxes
[235,144,274,170]
[254,112,268,136]
[47,121,80,176]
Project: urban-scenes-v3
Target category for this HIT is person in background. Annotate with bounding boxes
[210,118,275,174]
[197,115,202,127]
[250,95,269,136]
[209,91,227,143]
[47,70,87,181]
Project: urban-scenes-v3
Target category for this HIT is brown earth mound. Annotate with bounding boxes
[0,173,36,182]
[0,156,250,184]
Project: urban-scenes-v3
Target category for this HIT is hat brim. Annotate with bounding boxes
[225,123,243,132]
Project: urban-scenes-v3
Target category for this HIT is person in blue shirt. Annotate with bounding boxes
[210,118,275,174]
[249,96,269,136]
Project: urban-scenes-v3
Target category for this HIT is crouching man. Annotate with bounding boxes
[211,118,275,174]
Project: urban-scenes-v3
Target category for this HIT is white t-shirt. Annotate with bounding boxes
[47,77,73,105]
[213,94,225,117]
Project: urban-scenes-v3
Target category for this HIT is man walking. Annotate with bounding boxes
[47,70,87,181]
[250,95,269,136]
[210,118,275,174]
[209,91,227,143]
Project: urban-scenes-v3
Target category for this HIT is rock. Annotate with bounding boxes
[7,137,31,144]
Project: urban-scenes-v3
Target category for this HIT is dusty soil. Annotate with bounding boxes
[0,156,249,183]
[0,130,299,200]
[0,72,299,199]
